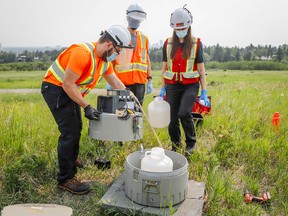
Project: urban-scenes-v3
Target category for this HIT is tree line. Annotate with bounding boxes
[150,44,288,63]
[0,44,288,71]
[0,49,64,63]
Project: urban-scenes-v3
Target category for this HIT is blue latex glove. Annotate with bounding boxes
[146,80,153,94]
[106,82,113,90]
[159,87,166,99]
[199,90,210,107]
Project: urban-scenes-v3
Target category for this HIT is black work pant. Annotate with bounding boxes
[166,82,199,147]
[126,83,145,105]
[41,81,82,183]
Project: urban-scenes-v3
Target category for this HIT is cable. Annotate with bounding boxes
[132,95,163,148]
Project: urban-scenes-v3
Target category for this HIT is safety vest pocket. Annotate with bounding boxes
[163,71,175,80]
[182,72,199,79]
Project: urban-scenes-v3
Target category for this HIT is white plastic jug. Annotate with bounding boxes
[148,96,170,128]
[141,147,173,172]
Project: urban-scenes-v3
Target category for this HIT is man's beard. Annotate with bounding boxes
[101,47,114,62]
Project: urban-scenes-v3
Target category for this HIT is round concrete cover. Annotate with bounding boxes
[2,204,72,216]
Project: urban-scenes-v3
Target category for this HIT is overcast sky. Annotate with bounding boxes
[1,0,287,48]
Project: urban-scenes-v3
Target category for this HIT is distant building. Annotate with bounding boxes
[0,43,2,51]
[258,56,272,61]
[17,55,27,62]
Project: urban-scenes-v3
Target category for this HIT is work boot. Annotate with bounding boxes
[171,142,181,152]
[185,142,196,159]
[185,146,194,155]
[75,158,84,168]
[58,177,90,195]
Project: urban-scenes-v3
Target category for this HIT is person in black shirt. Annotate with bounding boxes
[159,5,210,158]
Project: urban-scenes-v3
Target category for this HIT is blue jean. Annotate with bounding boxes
[166,82,199,148]
[41,81,82,183]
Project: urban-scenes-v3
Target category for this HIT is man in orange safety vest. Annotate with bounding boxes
[111,3,152,105]
[41,25,133,195]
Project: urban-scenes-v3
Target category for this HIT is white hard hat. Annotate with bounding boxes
[105,25,133,49]
[170,5,193,29]
[126,3,147,21]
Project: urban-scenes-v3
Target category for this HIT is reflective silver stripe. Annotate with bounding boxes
[49,61,65,81]
[80,77,94,85]
[77,85,90,93]
[186,37,198,71]
[84,43,94,51]
[139,32,147,62]
[116,62,147,73]
[166,38,172,70]
[163,71,174,80]
[116,64,133,71]
[132,62,147,71]
[165,71,199,80]
[101,62,109,75]
[79,43,96,85]
[47,47,67,81]
[181,71,199,78]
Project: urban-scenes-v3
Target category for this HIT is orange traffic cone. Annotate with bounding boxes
[272,112,280,127]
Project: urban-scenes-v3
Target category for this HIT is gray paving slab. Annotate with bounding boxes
[100,173,205,216]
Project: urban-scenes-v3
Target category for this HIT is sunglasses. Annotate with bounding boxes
[112,43,122,54]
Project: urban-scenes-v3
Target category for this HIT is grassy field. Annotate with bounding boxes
[0,70,287,215]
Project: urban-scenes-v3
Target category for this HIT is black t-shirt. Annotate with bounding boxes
[162,40,204,63]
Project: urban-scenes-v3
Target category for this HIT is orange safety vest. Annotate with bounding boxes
[114,31,149,85]
[44,42,109,97]
[164,37,200,85]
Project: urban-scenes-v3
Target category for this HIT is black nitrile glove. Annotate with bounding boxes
[84,104,101,120]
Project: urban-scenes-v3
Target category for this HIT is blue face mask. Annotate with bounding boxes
[128,18,140,29]
[106,52,119,62]
[176,29,188,38]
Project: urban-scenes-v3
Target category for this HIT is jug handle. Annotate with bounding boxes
[145,151,151,157]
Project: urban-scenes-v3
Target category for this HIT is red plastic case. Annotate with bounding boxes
[192,96,212,114]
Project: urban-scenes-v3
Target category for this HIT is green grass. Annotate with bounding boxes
[0,70,288,215]
[0,71,46,88]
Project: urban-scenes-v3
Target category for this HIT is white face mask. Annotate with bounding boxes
[106,52,119,62]
[176,29,188,38]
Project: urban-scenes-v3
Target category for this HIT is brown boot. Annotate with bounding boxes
[58,177,90,195]
[75,158,84,168]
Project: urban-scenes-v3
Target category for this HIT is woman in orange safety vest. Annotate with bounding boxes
[159,6,210,158]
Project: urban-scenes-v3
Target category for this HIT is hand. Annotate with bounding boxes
[159,87,166,99]
[146,80,153,94]
[199,90,210,107]
[84,105,101,120]
[106,82,113,90]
